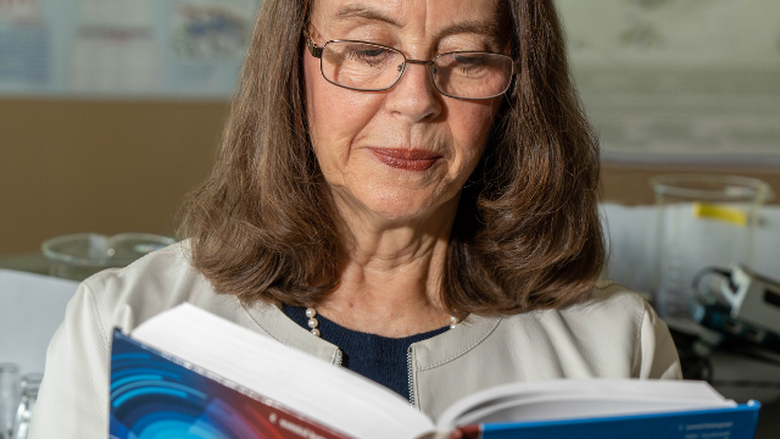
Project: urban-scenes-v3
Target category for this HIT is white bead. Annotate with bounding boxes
[305,308,317,318]
[308,317,319,329]
[310,328,321,337]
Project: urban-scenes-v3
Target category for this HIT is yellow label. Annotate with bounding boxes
[692,202,748,226]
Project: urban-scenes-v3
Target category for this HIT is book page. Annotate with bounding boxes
[435,379,736,430]
[132,304,434,439]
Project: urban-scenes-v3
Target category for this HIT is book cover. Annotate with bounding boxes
[466,403,760,439]
[109,329,351,439]
[108,304,763,439]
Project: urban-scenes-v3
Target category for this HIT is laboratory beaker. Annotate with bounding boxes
[651,174,770,319]
[11,373,41,439]
[41,233,175,281]
[0,364,20,439]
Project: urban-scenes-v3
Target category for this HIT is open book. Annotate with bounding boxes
[109,304,760,439]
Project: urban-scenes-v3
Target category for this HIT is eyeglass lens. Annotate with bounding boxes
[320,41,512,99]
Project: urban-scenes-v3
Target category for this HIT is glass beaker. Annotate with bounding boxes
[0,364,20,439]
[41,233,175,281]
[11,373,42,439]
[651,174,771,319]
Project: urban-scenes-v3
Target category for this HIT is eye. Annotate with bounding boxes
[351,48,386,58]
[345,45,394,67]
[447,53,492,78]
[454,53,488,69]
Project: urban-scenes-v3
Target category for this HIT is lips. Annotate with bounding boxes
[369,148,442,171]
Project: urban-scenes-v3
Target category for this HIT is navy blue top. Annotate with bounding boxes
[282,304,449,399]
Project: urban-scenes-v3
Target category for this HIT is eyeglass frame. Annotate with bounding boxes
[305,36,516,101]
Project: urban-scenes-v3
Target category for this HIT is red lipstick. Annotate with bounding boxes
[369,148,441,171]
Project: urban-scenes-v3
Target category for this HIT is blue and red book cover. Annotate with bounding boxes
[109,329,351,439]
[109,324,761,439]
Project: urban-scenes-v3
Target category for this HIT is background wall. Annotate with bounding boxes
[0,98,227,255]
[2,0,779,257]
[1,96,778,256]
[558,0,780,165]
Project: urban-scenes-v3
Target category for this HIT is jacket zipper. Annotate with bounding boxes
[334,348,343,366]
[407,345,416,407]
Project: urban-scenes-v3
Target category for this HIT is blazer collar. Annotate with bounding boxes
[241,301,501,369]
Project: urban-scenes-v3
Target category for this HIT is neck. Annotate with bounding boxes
[318,197,459,337]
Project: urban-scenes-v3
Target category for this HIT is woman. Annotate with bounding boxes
[29,0,681,437]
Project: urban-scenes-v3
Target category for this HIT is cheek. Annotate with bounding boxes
[450,102,499,161]
[304,56,379,150]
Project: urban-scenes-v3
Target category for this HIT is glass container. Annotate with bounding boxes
[11,373,42,439]
[0,364,20,439]
[651,174,771,319]
[41,233,175,281]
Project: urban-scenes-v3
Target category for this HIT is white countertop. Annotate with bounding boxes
[0,269,78,375]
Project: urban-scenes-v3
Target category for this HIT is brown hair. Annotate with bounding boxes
[179,0,604,317]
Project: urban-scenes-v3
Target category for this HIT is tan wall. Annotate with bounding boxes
[0,99,229,256]
[0,98,777,256]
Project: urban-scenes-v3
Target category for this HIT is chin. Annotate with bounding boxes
[363,190,461,226]
[330,176,464,227]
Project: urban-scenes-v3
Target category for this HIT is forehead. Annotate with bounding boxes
[310,0,507,39]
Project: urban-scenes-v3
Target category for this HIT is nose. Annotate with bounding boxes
[383,61,442,123]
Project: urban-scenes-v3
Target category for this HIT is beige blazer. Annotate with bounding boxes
[28,243,681,438]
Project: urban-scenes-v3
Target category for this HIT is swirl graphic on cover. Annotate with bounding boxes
[110,329,348,439]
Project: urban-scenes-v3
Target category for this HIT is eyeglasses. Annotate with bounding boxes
[306,38,514,100]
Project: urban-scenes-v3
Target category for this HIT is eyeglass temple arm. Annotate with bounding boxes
[305,34,323,58]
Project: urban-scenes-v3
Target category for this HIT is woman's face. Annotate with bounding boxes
[305,0,508,224]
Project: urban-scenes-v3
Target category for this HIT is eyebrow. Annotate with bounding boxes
[437,21,503,41]
[335,5,402,27]
[333,4,504,41]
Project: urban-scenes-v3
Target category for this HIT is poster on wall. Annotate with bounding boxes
[0,0,261,99]
[165,0,258,95]
[0,0,51,89]
[556,0,780,164]
[1,0,779,163]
